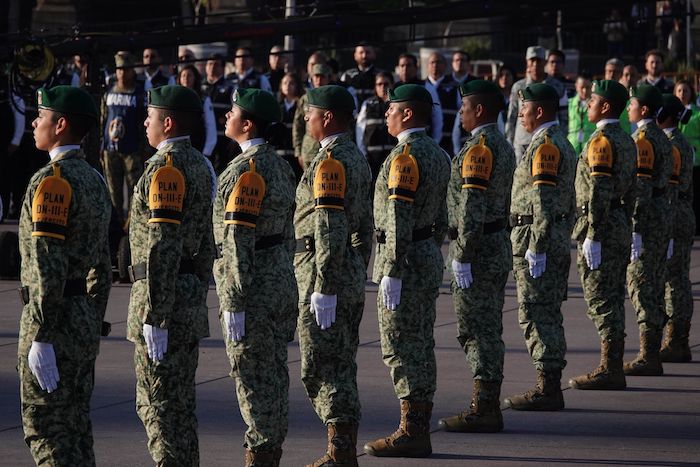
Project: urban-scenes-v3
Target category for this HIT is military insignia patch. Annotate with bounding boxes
[532,135,560,186]
[148,153,185,224]
[32,163,72,240]
[461,134,492,190]
[389,144,419,202]
[225,158,266,227]
[586,134,613,177]
[314,150,346,210]
[635,131,655,178]
[670,145,681,185]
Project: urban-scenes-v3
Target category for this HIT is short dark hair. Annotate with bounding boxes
[51,112,94,141]
[375,71,394,84]
[548,49,566,63]
[465,93,504,119]
[454,50,470,62]
[209,53,225,67]
[156,108,202,136]
[645,49,664,61]
[397,100,431,126]
[398,53,418,67]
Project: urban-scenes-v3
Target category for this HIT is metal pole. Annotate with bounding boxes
[284,0,296,69]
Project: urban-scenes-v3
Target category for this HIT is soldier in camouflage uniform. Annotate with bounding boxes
[503,83,576,411]
[294,85,373,467]
[213,88,298,467]
[364,84,450,458]
[437,80,515,433]
[569,80,637,391]
[624,85,674,376]
[293,64,332,170]
[127,85,215,466]
[18,86,111,466]
[657,94,695,362]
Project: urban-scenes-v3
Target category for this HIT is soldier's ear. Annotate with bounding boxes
[402,106,413,122]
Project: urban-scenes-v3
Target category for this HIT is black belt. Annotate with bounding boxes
[652,187,667,198]
[215,234,285,258]
[679,191,691,201]
[576,199,623,218]
[295,233,360,253]
[509,213,568,227]
[375,225,434,245]
[128,258,195,282]
[18,279,86,305]
[447,218,506,240]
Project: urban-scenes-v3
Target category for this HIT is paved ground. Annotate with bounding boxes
[0,221,699,466]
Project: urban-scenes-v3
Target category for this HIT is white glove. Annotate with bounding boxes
[451,260,473,289]
[630,232,643,262]
[380,276,402,311]
[310,292,337,330]
[143,324,168,362]
[223,311,246,342]
[583,238,601,270]
[667,238,674,260]
[28,341,59,393]
[525,249,547,278]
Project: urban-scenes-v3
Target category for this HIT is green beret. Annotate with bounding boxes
[389,84,433,105]
[591,80,629,107]
[232,88,281,123]
[518,83,559,102]
[37,85,98,121]
[630,84,663,111]
[148,85,203,113]
[307,85,355,113]
[459,79,501,98]
[661,93,686,118]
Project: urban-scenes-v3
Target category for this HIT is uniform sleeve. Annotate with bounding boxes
[22,174,69,343]
[629,145,653,235]
[292,98,306,159]
[529,162,557,253]
[351,163,374,267]
[452,154,486,263]
[585,138,616,241]
[380,149,415,278]
[356,101,368,155]
[505,86,520,143]
[137,165,185,328]
[86,237,112,323]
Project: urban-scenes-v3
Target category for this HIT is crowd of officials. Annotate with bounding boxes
[8,40,699,467]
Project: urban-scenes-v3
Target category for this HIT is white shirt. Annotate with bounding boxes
[320,133,346,149]
[397,127,425,142]
[636,118,653,130]
[532,120,559,139]
[470,122,497,135]
[663,127,676,136]
[49,144,81,160]
[239,138,265,153]
[596,118,620,129]
[156,135,190,150]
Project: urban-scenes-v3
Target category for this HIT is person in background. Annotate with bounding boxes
[142,48,175,91]
[202,53,237,173]
[451,50,476,84]
[604,58,624,81]
[266,45,289,94]
[177,65,217,160]
[356,70,397,181]
[568,74,596,153]
[618,64,640,134]
[273,71,304,182]
[340,42,381,107]
[674,79,700,234]
[637,49,674,93]
[227,47,273,93]
[495,65,514,135]
[293,63,331,170]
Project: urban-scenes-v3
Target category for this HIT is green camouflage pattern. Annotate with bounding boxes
[627,121,673,332]
[18,148,112,466]
[373,130,451,399]
[127,138,215,465]
[213,143,298,450]
[294,133,373,423]
[292,94,321,168]
[664,128,695,323]
[573,122,636,341]
[448,124,514,382]
[101,149,143,216]
[511,124,576,371]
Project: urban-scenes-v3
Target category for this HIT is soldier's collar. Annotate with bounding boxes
[320,132,346,149]
[239,138,265,152]
[531,120,558,139]
[596,118,619,129]
[49,144,81,160]
[662,127,676,136]
[470,122,496,136]
[397,127,426,142]
[156,135,190,150]
[636,118,653,129]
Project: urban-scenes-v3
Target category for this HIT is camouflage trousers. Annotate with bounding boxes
[576,227,630,341]
[378,285,438,401]
[134,342,199,467]
[224,300,297,451]
[665,234,694,323]
[298,296,364,424]
[19,353,97,466]
[513,254,570,371]
[102,150,143,218]
[452,258,508,383]
[627,228,669,333]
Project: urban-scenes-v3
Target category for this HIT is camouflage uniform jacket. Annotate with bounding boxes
[630,121,673,235]
[292,94,320,165]
[294,133,373,301]
[373,130,451,285]
[511,123,576,257]
[127,139,215,345]
[572,121,636,242]
[213,143,297,312]
[448,124,515,263]
[18,149,112,356]
[506,77,567,151]
[666,127,695,238]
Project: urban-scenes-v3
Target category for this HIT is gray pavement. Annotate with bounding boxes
[1,221,699,466]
